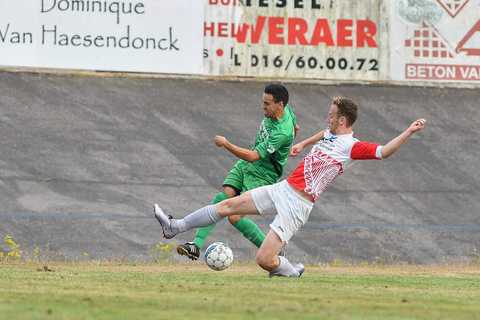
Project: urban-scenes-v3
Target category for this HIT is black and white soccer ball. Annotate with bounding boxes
[204,242,233,271]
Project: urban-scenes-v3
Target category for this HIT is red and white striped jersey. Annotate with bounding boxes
[287,129,382,201]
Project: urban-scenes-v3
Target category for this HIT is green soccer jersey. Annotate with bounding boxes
[241,104,297,183]
[195,104,297,250]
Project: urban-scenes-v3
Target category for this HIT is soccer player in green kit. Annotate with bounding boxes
[176,83,298,260]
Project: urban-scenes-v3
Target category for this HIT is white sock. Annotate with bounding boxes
[173,204,222,233]
[269,256,300,277]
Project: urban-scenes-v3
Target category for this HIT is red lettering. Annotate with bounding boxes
[456,20,480,56]
[310,18,334,46]
[208,0,240,5]
[288,18,308,45]
[234,17,266,44]
[250,16,266,44]
[218,22,228,37]
[230,23,240,38]
[337,19,353,47]
[269,17,285,44]
[204,22,215,37]
[234,23,249,43]
[231,16,377,48]
[357,20,377,48]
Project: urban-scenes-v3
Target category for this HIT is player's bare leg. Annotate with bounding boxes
[256,230,284,270]
[216,192,259,216]
[256,230,303,277]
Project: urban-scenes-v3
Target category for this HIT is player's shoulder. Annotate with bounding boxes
[284,104,297,120]
[336,133,358,151]
[275,112,295,130]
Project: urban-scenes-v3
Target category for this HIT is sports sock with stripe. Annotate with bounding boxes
[193,191,229,248]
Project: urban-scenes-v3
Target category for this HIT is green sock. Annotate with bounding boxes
[193,192,229,249]
[232,217,265,248]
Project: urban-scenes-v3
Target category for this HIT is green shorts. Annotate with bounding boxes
[223,161,277,194]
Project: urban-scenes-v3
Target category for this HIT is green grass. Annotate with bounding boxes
[1,262,480,320]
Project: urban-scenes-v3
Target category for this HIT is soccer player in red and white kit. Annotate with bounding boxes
[153,97,427,277]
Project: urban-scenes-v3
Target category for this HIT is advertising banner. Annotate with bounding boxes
[390,0,480,82]
[0,0,204,74]
[203,0,389,81]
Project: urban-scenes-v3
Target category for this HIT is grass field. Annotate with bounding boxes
[1,262,480,320]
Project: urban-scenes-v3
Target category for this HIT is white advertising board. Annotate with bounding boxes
[203,0,389,81]
[390,0,480,82]
[0,0,204,74]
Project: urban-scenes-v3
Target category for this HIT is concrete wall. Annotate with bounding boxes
[0,71,478,263]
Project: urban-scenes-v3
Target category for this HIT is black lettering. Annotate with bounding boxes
[70,34,81,46]
[251,54,258,67]
[168,27,179,50]
[134,3,145,14]
[108,2,120,24]
[294,0,304,8]
[145,38,155,49]
[39,24,181,51]
[0,23,10,42]
[122,3,133,14]
[118,25,131,48]
[41,0,56,13]
[106,36,117,47]
[132,37,143,49]
[10,32,21,44]
[42,25,57,45]
[57,0,70,11]
[92,0,102,12]
[58,33,68,46]
[83,34,92,47]
[234,54,241,66]
[158,38,168,50]
[93,35,105,47]
[71,0,85,11]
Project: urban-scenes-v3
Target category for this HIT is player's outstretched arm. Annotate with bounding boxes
[381,119,426,159]
[214,135,260,162]
[290,130,325,157]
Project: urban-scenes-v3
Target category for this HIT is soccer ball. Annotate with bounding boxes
[204,242,234,271]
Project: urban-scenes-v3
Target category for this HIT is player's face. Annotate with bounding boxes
[326,104,341,133]
[262,93,282,118]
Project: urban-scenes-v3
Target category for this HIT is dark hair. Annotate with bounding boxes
[264,83,289,106]
[333,96,358,127]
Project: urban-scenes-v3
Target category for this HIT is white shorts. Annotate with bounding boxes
[250,180,314,243]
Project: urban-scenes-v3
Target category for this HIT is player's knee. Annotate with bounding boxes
[255,251,276,270]
[228,215,241,224]
[217,198,236,216]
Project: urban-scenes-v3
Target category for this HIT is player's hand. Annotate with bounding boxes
[408,118,427,133]
[290,143,304,157]
[214,135,227,147]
